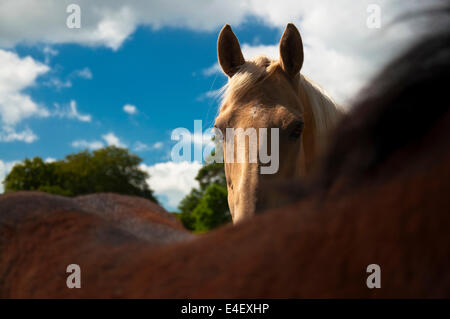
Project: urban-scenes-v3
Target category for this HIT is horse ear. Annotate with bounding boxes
[279,23,304,77]
[217,24,245,77]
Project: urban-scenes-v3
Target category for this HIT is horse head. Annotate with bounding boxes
[214,23,342,222]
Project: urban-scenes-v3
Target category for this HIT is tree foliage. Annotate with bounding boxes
[177,162,231,232]
[3,146,157,202]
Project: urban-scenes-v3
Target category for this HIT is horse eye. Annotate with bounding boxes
[289,122,304,139]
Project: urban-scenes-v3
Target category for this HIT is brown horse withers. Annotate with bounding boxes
[214,24,343,222]
[0,23,449,298]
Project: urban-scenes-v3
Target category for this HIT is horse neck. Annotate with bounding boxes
[295,74,342,177]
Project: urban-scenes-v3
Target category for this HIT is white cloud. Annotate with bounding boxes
[102,132,126,147]
[0,1,439,56]
[43,77,72,89]
[123,104,137,115]
[0,126,38,143]
[140,161,202,208]
[53,100,92,122]
[0,159,19,193]
[134,141,149,151]
[74,67,93,79]
[0,49,49,126]
[202,63,221,76]
[0,2,135,50]
[202,44,278,78]
[68,100,91,122]
[134,141,164,152]
[45,67,93,90]
[196,1,440,105]
[45,157,56,163]
[72,132,126,150]
[0,1,249,50]
[43,45,58,64]
[241,43,279,61]
[71,139,104,150]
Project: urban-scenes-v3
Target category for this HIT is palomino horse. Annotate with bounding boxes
[214,23,343,222]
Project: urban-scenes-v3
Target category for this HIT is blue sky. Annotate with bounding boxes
[0,18,281,210]
[0,0,432,210]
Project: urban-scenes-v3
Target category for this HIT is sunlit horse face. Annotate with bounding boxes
[214,24,319,223]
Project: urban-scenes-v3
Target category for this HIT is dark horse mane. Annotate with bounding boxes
[320,27,450,191]
[0,11,449,298]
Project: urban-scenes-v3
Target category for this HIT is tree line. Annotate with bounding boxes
[3,146,231,232]
[3,146,157,202]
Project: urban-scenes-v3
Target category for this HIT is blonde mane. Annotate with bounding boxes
[219,56,275,107]
[299,74,344,153]
[218,55,343,175]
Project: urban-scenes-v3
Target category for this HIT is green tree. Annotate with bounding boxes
[3,157,62,194]
[178,188,202,230]
[192,183,230,232]
[196,162,226,190]
[177,161,231,232]
[3,146,157,203]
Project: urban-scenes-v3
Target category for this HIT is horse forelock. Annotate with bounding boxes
[218,55,277,109]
